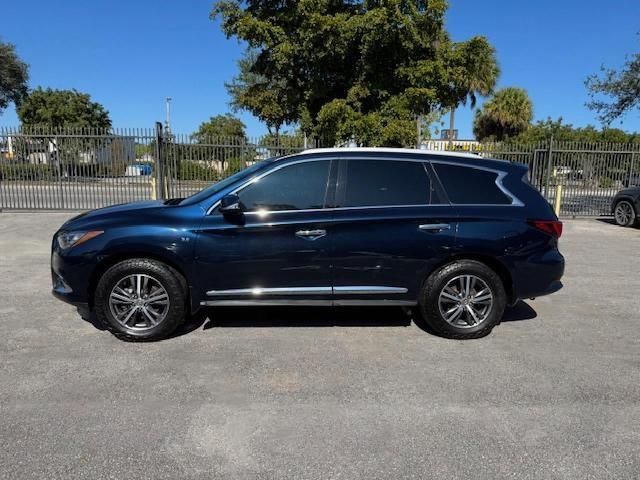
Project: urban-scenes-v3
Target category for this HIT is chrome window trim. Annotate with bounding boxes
[206,286,408,297]
[207,155,524,214]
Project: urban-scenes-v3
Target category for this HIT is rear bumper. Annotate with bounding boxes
[530,279,563,298]
[511,248,565,301]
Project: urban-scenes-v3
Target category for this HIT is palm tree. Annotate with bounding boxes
[446,37,500,145]
[473,87,534,141]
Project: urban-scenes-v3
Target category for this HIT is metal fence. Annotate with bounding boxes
[0,124,311,210]
[1,124,638,217]
[426,140,640,217]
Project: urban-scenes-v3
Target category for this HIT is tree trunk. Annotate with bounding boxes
[448,108,456,148]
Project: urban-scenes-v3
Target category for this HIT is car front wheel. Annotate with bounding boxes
[614,200,637,227]
[94,258,186,341]
[417,260,506,339]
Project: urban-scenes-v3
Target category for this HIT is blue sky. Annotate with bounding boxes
[1,0,638,138]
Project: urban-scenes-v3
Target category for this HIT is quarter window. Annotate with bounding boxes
[341,160,440,207]
[237,160,330,212]
[432,163,512,205]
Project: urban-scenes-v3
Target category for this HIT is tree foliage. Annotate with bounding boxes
[441,36,499,137]
[473,87,533,141]
[226,49,297,134]
[514,117,640,144]
[18,88,111,129]
[192,114,247,142]
[0,40,29,114]
[586,43,640,125]
[212,0,499,147]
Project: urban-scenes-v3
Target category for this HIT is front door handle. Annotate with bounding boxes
[295,229,327,240]
[419,223,450,232]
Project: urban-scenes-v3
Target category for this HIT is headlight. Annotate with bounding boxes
[57,230,104,249]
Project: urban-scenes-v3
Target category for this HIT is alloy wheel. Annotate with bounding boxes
[614,201,634,226]
[438,274,493,328]
[108,274,170,331]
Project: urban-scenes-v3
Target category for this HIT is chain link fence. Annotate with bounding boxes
[1,125,638,217]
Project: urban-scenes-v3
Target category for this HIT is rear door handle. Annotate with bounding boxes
[419,223,450,232]
[295,229,327,240]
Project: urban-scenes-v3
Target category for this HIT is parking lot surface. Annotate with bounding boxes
[1,213,638,479]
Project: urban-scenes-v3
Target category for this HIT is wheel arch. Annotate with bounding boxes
[613,196,638,210]
[430,253,515,305]
[88,251,190,311]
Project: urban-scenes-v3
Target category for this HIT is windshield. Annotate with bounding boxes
[179,159,273,206]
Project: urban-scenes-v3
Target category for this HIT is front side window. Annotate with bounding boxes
[432,163,512,205]
[340,159,440,207]
[237,160,330,212]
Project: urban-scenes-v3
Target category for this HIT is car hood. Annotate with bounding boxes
[61,200,167,230]
[616,187,640,197]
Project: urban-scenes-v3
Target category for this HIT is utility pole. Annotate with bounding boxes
[164,97,172,135]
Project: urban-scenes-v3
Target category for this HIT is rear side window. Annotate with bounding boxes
[432,163,512,205]
[237,160,330,212]
[341,160,441,207]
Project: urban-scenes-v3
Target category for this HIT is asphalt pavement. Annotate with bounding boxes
[0,213,638,479]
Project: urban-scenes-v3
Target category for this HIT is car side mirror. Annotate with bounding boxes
[219,193,243,216]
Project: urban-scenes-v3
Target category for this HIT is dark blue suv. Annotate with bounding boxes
[51,148,564,340]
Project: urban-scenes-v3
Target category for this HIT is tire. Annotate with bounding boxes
[416,260,506,339]
[613,200,637,227]
[94,258,187,341]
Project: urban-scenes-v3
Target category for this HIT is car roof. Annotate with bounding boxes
[300,147,481,160]
[280,147,519,171]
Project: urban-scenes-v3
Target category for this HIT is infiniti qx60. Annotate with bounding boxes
[52,148,564,340]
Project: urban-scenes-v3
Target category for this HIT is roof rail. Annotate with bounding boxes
[299,147,481,159]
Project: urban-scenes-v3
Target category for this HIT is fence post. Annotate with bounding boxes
[554,184,563,216]
[629,152,636,187]
[544,136,554,201]
[154,122,164,200]
[53,133,65,209]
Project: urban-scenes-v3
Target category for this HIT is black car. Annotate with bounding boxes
[623,173,640,188]
[612,187,640,227]
[51,148,565,341]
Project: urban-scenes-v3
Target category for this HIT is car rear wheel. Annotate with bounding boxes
[417,260,506,339]
[614,200,637,227]
[94,258,186,341]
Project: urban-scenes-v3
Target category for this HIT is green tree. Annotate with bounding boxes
[212,0,494,147]
[192,114,247,142]
[442,36,499,142]
[189,114,250,173]
[586,41,640,125]
[226,50,296,135]
[473,87,533,141]
[18,88,111,129]
[0,40,29,114]
[514,117,639,144]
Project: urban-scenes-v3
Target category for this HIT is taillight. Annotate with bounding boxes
[528,220,563,238]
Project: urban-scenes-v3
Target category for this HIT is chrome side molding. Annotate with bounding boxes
[200,299,416,307]
[332,286,407,294]
[206,285,408,297]
[206,286,331,297]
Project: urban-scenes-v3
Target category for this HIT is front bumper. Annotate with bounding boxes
[51,243,97,308]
